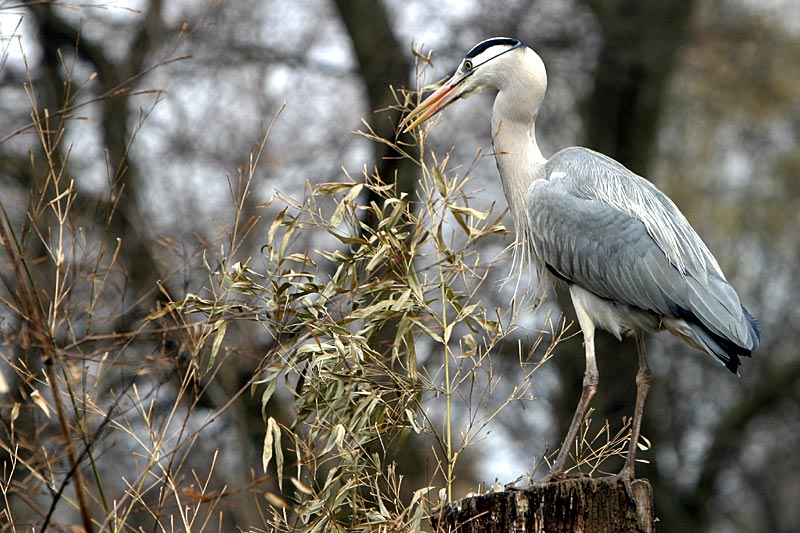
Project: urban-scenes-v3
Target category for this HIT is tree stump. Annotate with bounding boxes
[431,477,655,532]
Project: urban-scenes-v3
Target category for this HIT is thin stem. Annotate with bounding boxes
[443,289,453,502]
[43,359,95,533]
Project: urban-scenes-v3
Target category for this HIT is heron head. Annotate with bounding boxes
[401,37,529,131]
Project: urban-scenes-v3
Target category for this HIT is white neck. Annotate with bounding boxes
[491,89,547,235]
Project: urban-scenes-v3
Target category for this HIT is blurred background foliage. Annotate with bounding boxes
[0,0,798,531]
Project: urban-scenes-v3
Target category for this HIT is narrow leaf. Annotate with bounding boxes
[31,390,50,418]
[263,417,284,491]
[209,320,227,368]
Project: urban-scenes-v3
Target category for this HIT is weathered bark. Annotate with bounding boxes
[432,478,655,533]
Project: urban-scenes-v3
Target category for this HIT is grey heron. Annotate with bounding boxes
[401,38,761,484]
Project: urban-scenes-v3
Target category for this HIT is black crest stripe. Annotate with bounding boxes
[465,38,523,59]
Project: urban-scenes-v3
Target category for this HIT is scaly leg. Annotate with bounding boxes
[540,294,598,483]
[619,332,652,481]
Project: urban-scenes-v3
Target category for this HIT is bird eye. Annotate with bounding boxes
[464,60,473,70]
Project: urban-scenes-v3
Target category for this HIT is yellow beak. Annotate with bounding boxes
[400,75,466,132]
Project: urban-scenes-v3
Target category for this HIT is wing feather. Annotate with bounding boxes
[526,147,757,351]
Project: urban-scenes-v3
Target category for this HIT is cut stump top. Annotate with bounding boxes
[431,477,655,533]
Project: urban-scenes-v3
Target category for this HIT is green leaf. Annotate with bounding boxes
[379,197,407,230]
[449,203,488,220]
[443,321,455,344]
[260,370,281,415]
[407,263,423,302]
[263,417,284,490]
[365,243,389,273]
[342,183,363,203]
[433,166,447,196]
[268,207,288,244]
[330,199,347,227]
[321,423,346,455]
[315,182,358,195]
[209,320,226,369]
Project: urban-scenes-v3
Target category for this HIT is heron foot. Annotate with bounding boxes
[537,468,591,485]
[603,466,636,501]
[537,469,565,485]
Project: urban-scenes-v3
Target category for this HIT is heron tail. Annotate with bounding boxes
[679,305,761,375]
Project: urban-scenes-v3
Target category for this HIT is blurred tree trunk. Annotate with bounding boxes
[31,2,165,323]
[29,4,268,529]
[332,0,418,205]
[583,0,695,172]
[330,0,415,359]
[20,4,168,529]
[551,0,694,481]
[331,0,451,498]
[673,357,800,529]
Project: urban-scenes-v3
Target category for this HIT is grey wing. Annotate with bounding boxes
[527,152,759,355]
[548,148,727,280]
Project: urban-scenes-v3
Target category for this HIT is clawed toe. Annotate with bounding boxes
[614,467,636,501]
[537,469,565,485]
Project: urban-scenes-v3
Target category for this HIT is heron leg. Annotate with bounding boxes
[620,332,652,481]
[541,298,598,483]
